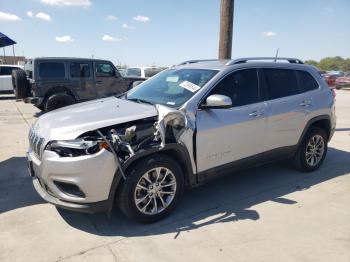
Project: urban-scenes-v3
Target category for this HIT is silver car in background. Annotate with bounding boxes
[27,57,336,223]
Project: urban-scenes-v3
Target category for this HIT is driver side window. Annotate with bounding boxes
[95,63,115,77]
[209,69,260,107]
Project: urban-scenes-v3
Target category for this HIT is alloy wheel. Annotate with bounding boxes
[134,167,177,215]
[305,135,325,167]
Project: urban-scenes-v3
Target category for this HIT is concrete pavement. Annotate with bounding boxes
[0,91,349,262]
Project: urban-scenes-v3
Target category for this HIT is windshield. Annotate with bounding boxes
[126,68,218,107]
[127,68,142,77]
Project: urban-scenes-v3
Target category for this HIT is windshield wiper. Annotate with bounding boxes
[127,98,154,105]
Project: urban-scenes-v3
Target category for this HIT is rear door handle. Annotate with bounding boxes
[299,100,311,107]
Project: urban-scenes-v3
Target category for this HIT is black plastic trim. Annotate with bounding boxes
[122,143,196,187]
[297,115,331,146]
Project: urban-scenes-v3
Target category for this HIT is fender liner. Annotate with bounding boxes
[122,143,196,186]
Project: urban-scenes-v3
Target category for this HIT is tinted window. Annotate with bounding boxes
[209,69,259,107]
[263,68,298,100]
[39,62,65,78]
[70,62,91,78]
[0,66,19,75]
[96,63,114,77]
[297,70,319,92]
[127,68,142,77]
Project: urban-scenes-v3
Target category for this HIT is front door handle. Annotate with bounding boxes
[249,110,264,117]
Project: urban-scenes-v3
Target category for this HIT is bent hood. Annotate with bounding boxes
[33,97,157,141]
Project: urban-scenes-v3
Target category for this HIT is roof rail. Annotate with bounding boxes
[177,59,222,66]
[226,57,304,65]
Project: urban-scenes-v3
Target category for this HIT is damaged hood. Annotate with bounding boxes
[33,97,158,141]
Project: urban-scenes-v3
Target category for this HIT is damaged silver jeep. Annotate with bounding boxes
[27,58,336,223]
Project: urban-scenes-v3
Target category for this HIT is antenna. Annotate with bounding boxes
[274,48,279,62]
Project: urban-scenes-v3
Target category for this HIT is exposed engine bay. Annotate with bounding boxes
[46,105,194,178]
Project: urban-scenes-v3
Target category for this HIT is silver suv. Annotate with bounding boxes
[27,57,336,223]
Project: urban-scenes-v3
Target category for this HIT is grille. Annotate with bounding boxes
[29,129,45,158]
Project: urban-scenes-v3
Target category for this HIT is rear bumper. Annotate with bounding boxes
[24,96,43,105]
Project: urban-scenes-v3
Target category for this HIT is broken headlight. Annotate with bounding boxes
[46,138,109,157]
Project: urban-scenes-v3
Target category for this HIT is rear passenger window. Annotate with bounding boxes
[39,62,65,78]
[263,68,299,100]
[297,70,319,92]
[70,63,91,78]
[209,69,259,107]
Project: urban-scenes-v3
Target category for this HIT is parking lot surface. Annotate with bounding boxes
[0,91,349,262]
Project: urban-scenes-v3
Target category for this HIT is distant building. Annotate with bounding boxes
[0,56,25,66]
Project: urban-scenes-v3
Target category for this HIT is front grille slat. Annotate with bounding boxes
[29,129,44,158]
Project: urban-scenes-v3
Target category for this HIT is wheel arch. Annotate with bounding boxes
[123,144,196,187]
[42,86,78,105]
[298,115,332,146]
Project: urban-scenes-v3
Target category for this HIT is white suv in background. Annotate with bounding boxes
[0,64,23,93]
[27,57,336,223]
[126,66,163,78]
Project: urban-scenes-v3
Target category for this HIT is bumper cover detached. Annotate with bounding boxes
[27,148,118,214]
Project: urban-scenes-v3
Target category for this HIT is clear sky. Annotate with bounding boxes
[0,0,349,66]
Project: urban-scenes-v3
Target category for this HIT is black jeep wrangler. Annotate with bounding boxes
[12,57,145,112]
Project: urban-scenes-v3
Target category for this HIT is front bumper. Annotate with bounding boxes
[27,148,118,213]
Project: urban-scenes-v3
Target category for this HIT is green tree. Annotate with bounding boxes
[304,60,318,67]
[318,56,344,71]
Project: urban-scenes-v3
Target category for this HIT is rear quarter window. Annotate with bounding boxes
[39,62,65,78]
[297,70,319,92]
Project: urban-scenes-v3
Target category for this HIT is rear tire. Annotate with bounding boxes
[293,127,328,172]
[44,93,75,112]
[118,154,184,223]
[12,69,29,99]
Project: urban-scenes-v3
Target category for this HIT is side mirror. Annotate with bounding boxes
[201,94,232,109]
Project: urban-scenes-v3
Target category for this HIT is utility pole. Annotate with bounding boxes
[218,0,234,59]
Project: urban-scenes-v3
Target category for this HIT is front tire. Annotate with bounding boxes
[293,127,328,172]
[118,154,184,223]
